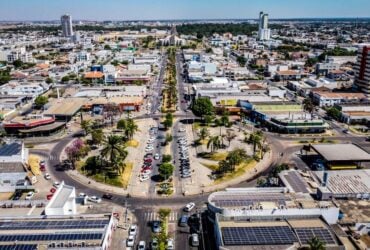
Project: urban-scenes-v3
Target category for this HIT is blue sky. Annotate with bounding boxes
[0,0,369,21]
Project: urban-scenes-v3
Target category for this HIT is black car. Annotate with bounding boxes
[102,193,113,200]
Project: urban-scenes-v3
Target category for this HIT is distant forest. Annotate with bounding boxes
[0,23,284,37]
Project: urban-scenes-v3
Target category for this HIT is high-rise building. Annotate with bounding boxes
[258,11,271,41]
[354,45,370,93]
[61,14,74,37]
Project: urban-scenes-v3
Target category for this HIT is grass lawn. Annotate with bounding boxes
[201,163,219,171]
[214,159,256,185]
[198,151,228,161]
[121,162,133,189]
[126,139,139,148]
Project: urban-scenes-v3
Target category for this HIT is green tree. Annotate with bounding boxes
[91,129,104,145]
[207,135,222,153]
[237,55,247,67]
[225,129,236,147]
[307,236,326,250]
[248,131,263,154]
[13,60,23,68]
[163,113,173,130]
[158,163,174,180]
[104,44,111,50]
[162,154,172,163]
[303,98,315,116]
[34,95,48,108]
[61,75,70,83]
[101,135,128,175]
[81,120,92,135]
[220,114,230,127]
[125,119,138,140]
[165,133,173,145]
[327,107,341,120]
[46,77,53,84]
[204,115,214,126]
[198,127,210,140]
[191,97,214,118]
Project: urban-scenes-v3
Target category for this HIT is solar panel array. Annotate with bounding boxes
[0,233,103,242]
[283,171,310,193]
[212,193,290,207]
[0,220,109,230]
[0,143,21,156]
[295,228,336,245]
[222,226,297,245]
[0,245,37,250]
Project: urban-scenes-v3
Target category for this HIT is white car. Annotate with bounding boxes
[139,174,150,182]
[167,238,174,250]
[154,153,160,160]
[53,182,60,188]
[88,196,102,203]
[126,235,135,247]
[44,173,51,180]
[184,202,195,212]
[129,224,137,236]
[138,241,146,250]
[25,191,34,200]
[178,127,186,132]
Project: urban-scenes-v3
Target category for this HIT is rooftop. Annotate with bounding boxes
[311,144,370,162]
[0,142,22,157]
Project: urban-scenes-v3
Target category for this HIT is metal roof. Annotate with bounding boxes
[311,144,370,162]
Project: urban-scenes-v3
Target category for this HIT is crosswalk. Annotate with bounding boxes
[143,211,180,222]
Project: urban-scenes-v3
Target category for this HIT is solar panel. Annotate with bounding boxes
[284,171,310,193]
[222,226,297,246]
[0,232,103,242]
[0,143,22,157]
[0,245,37,250]
[0,219,109,230]
[295,228,336,245]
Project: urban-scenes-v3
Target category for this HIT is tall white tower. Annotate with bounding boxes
[258,11,271,41]
[61,14,74,37]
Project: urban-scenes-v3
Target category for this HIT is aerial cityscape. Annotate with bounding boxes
[0,1,370,250]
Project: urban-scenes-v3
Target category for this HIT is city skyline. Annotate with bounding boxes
[1,0,370,21]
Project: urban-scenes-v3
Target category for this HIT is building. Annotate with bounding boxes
[45,181,77,215]
[258,11,271,41]
[336,103,370,124]
[0,214,115,250]
[314,170,370,200]
[61,14,74,37]
[207,188,342,249]
[354,45,370,93]
[0,141,28,192]
[312,91,367,107]
[0,47,33,63]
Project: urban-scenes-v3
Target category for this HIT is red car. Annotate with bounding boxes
[141,166,152,172]
[50,188,56,193]
[144,158,153,163]
[39,166,46,171]
[46,194,53,200]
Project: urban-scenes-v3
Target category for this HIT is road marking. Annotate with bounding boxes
[144,211,179,222]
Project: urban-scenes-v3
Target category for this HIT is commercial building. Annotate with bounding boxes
[207,188,343,249]
[61,14,74,37]
[0,141,28,192]
[354,45,370,93]
[0,214,115,250]
[45,181,77,216]
[309,143,370,169]
[314,170,370,200]
[312,91,367,107]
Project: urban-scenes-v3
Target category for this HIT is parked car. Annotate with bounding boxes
[138,241,146,250]
[53,182,60,188]
[88,196,102,203]
[102,193,113,200]
[167,238,174,250]
[140,175,150,182]
[179,215,188,227]
[126,235,135,247]
[190,233,199,246]
[129,224,137,236]
[152,221,161,233]
[151,238,159,250]
[46,194,53,200]
[44,173,51,180]
[154,153,160,160]
[25,191,34,200]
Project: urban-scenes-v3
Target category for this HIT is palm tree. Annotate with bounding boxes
[198,127,210,140]
[207,136,221,153]
[101,135,128,175]
[225,129,236,147]
[307,236,325,250]
[125,119,138,140]
[249,132,263,154]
